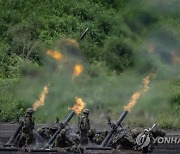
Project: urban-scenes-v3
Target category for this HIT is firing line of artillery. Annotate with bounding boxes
[0,29,166,153]
[1,74,165,153]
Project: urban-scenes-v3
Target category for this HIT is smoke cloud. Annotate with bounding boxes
[11,0,180,129]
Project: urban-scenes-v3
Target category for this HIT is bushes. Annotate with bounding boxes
[170,80,180,111]
[102,37,133,72]
[0,79,28,121]
[0,53,24,79]
[0,0,179,126]
[0,0,134,73]
[0,98,27,122]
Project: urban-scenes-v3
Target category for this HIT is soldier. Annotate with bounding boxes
[18,108,35,147]
[37,118,61,140]
[55,129,78,148]
[37,127,52,140]
[111,128,135,150]
[78,108,90,144]
[94,131,108,145]
[88,129,96,143]
[111,128,149,150]
[111,125,166,152]
[134,126,166,153]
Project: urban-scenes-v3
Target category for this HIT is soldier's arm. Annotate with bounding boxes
[24,117,29,126]
[67,136,77,145]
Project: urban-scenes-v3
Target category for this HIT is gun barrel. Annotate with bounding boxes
[45,111,75,148]
[101,110,128,147]
[150,124,156,130]
[63,111,75,126]
[6,122,23,145]
[116,110,128,126]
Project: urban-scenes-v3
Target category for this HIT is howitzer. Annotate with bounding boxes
[101,110,128,147]
[44,111,75,148]
[5,121,24,146]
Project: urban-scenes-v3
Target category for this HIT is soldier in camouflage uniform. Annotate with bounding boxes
[55,129,78,148]
[134,125,166,153]
[78,108,90,144]
[37,118,61,140]
[18,108,35,147]
[88,129,108,145]
[111,125,166,152]
[111,128,139,150]
[93,131,108,145]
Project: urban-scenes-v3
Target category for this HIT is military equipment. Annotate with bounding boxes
[5,121,24,146]
[44,111,75,148]
[5,109,35,147]
[135,124,157,150]
[101,110,128,147]
[83,146,114,154]
[82,108,89,115]
[37,117,63,140]
[80,28,89,40]
[26,108,34,114]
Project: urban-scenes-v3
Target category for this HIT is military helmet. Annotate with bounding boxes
[82,108,89,115]
[26,108,34,114]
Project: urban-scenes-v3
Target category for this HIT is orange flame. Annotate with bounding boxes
[65,39,79,48]
[142,75,151,93]
[72,64,84,78]
[69,97,86,115]
[32,85,49,111]
[47,50,63,62]
[124,74,153,112]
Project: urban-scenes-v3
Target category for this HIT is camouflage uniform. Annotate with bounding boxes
[111,127,165,151]
[55,129,77,148]
[18,108,35,147]
[78,108,90,144]
[93,131,108,145]
[88,129,96,143]
[88,128,108,145]
[135,127,166,153]
[111,125,166,152]
[37,127,53,140]
[110,128,135,150]
[37,119,60,140]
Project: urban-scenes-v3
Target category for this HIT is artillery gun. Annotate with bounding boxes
[4,120,24,147]
[82,110,129,153]
[44,111,76,148]
[101,110,129,147]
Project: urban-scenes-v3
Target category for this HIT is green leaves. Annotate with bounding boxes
[102,37,133,73]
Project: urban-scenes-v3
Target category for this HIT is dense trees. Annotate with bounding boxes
[0,0,179,127]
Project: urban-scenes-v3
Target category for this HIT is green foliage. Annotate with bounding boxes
[0,0,133,71]
[0,79,28,121]
[0,0,179,129]
[170,80,180,111]
[0,53,23,79]
[102,37,133,72]
[157,114,180,129]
